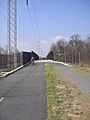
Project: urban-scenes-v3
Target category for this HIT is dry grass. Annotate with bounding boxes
[45,63,90,120]
[71,64,90,78]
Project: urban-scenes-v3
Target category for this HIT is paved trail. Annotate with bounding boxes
[0,63,47,120]
[0,60,90,120]
[52,63,90,97]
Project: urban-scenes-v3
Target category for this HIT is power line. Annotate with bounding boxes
[1,0,41,56]
[27,7,38,41]
[0,0,33,53]
[27,0,42,56]
[17,1,35,51]
[17,13,32,40]
[32,0,41,41]
[32,1,41,54]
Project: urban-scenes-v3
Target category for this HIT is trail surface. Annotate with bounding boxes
[0,63,47,120]
[52,63,90,97]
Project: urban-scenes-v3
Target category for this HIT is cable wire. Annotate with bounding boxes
[27,6,38,40]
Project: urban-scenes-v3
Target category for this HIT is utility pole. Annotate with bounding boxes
[7,0,17,68]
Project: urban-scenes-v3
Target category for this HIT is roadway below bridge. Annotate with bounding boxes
[0,63,47,120]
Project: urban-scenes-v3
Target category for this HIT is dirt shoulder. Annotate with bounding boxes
[45,63,90,120]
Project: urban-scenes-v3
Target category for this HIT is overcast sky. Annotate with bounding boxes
[0,0,90,56]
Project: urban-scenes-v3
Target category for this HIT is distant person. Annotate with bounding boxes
[31,57,34,64]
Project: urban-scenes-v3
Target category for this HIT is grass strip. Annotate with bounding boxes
[45,63,90,120]
[70,64,90,78]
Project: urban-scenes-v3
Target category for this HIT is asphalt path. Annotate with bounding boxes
[52,63,90,97]
[0,63,47,120]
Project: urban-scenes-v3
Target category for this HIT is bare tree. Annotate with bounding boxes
[48,34,90,65]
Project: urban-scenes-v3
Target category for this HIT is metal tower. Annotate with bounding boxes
[7,0,17,68]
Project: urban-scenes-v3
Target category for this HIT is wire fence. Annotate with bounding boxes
[0,53,21,69]
[0,51,39,70]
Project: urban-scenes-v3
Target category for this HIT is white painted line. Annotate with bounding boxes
[0,97,4,102]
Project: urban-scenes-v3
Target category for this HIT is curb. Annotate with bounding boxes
[1,62,31,78]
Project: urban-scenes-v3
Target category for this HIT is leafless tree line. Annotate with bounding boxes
[49,34,90,65]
